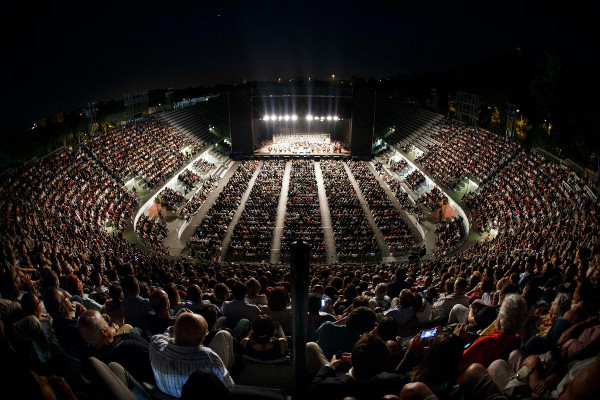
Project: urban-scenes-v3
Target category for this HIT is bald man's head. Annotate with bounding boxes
[173,312,208,347]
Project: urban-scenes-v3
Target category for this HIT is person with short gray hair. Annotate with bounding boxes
[458,294,528,381]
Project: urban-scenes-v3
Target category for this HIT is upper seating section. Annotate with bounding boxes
[159,95,230,144]
[374,98,444,151]
[415,122,520,189]
[86,117,196,187]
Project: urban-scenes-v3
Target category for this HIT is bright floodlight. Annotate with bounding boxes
[320,116,325,121]
[284,115,290,121]
[291,114,298,121]
[333,115,339,121]
[306,114,313,121]
[278,115,283,121]
[326,115,332,121]
[271,114,277,120]
[263,115,270,121]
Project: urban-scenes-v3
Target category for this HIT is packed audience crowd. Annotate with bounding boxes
[177,169,201,189]
[192,159,215,176]
[281,159,326,260]
[434,216,466,256]
[405,170,426,190]
[348,161,417,256]
[87,117,197,187]
[418,187,445,212]
[135,214,169,254]
[180,177,218,221]
[321,160,379,260]
[373,162,413,210]
[3,110,600,400]
[155,187,185,210]
[389,159,409,174]
[416,124,520,190]
[189,161,258,260]
[228,161,285,261]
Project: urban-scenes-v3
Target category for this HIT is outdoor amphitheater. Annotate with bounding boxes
[1,85,599,400]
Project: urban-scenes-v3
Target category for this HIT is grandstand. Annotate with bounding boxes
[1,92,599,400]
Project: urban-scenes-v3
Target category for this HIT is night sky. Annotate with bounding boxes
[2,1,595,133]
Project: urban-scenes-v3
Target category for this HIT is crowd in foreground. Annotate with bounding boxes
[2,245,600,400]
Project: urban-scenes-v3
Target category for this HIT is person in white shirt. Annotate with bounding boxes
[149,312,233,397]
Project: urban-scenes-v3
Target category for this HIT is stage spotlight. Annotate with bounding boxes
[306,114,313,121]
[291,115,298,121]
[284,115,290,121]
[326,116,332,121]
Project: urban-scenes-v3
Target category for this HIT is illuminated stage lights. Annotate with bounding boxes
[263,114,340,121]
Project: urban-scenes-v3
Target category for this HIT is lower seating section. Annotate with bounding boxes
[189,161,258,260]
[347,161,416,256]
[227,161,285,261]
[320,160,379,261]
[136,214,169,254]
[281,159,325,261]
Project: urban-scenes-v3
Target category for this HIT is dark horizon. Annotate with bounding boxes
[3,1,596,134]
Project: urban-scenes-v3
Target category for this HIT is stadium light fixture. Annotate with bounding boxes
[263,115,270,121]
[284,115,290,121]
[291,115,298,121]
[326,116,332,121]
[333,116,339,121]
[271,114,277,120]
[306,114,313,121]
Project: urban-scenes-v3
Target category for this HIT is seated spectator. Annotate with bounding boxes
[77,310,155,384]
[385,289,415,327]
[102,284,125,328]
[195,304,235,368]
[64,274,103,312]
[367,282,392,312]
[260,286,293,335]
[432,277,469,320]
[409,331,464,399]
[149,312,233,397]
[244,278,267,306]
[310,333,409,400]
[241,315,288,361]
[458,294,528,381]
[221,281,260,329]
[120,276,152,330]
[146,289,176,335]
[314,306,377,360]
[307,295,336,342]
[43,287,87,357]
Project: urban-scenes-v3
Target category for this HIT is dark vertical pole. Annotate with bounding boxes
[290,239,310,399]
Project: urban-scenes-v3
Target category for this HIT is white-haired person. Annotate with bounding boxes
[457,293,528,382]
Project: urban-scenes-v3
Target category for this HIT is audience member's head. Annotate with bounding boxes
[351,333,389,380]
[345,306,376,334]
[497,294,528,334]
[77,310,113,349]
[173,313,208,347]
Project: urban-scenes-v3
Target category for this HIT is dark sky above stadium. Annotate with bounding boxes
[2,1,595,133]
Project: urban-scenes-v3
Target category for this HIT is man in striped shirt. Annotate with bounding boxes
[149,312,234,397]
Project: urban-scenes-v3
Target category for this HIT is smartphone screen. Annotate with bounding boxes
[420,329,437,339]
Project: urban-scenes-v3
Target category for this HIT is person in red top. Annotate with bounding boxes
[458,294,528,382]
